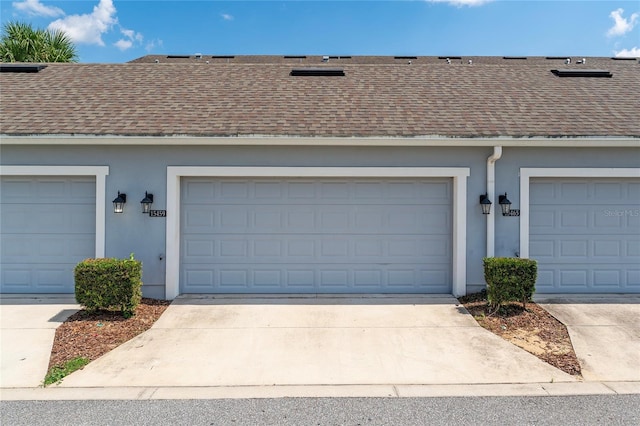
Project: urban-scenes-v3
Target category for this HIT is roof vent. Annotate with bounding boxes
[0,64,47,73]
[166,55,190,59]
[551,69,612,78]
[195,53,203,59]
[394,56,417,60]
[322,56,329,62]
[576,58,586,64]
[290,68,345,77]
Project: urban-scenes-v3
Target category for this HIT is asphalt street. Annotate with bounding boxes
[2,395,640,426]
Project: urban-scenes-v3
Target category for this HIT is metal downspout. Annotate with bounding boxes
[487,146,502,257]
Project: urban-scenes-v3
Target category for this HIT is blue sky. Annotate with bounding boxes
[1,1,638,62]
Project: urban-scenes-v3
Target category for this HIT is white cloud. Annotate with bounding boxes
[145,39,163,53]
[114,39,132,51]
[427,0,493,6]
[115,27,143,51]
[13,0,64,17]
[607,8,638,37]
[614,47,640,57]
[48,0,117,46]
[221,13,234,21]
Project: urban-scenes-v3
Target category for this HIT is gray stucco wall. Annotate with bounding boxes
[2,144,637,298]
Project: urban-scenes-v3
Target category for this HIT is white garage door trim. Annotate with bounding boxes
[166,167,470,299]
[0,165,109,259]
[519,168,640,260]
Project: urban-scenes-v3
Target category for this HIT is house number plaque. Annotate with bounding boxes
[149,210,167,217]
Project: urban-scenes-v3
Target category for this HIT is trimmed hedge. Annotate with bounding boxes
[74,254,142,317]
[483,257,537,309]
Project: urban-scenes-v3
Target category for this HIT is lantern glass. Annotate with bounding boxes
[141,192,154,214]
[499,193,512,216]
[113,192,126,214]
[479,194,492,215]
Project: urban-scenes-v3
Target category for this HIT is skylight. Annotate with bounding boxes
[290,68,345,76]
[0,64,47,73]
[551,69,612,78]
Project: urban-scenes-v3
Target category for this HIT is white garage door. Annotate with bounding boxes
[180,178,452,293]
[530,178,640,293]
[0,176,96,293]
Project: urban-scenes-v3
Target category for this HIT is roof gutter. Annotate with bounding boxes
[1,136,639,147]
[486,146,502,258]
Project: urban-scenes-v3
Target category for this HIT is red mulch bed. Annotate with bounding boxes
[48,298,170,371]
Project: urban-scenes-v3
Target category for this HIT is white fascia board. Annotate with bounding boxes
[519,167,640,259]
[0,165,109,258]
[2,135,639,147]
[166,166,470,300]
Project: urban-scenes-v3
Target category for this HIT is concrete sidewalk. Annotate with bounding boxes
[0,295,79,388]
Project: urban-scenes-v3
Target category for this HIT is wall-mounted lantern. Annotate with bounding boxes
[112,191,127,213]
[479,193,492,215]
[499,193,512,216]
[140,191,154,214]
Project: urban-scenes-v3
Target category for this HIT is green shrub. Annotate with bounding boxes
[74,254,142,318]
[483,257,537,309]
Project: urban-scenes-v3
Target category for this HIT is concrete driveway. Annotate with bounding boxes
[59,295,576,388]
[0,296,79,388]
[536,295,640,382]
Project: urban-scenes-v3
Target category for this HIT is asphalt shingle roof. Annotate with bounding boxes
[1,56,638,138]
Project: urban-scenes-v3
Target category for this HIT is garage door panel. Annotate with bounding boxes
[2,235,93,263]
[182,263,451,293]
[593,240,621,257]
[531,178,639,294]
[529,240,555,258]
[1,264,77,293]
[594,182,623,199]
[559,183,589,200]
[184,235,448,265]
[183,179,451,205]
[1,176,95,293]
[539,265,639,290]
[181,178,452,294]
[560,240,588,257]
[559,270,589,287]
[1,204,94,234]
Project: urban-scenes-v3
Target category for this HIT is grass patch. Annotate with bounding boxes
[43,356,90,386]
